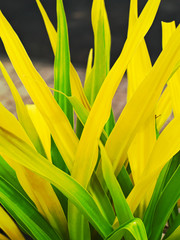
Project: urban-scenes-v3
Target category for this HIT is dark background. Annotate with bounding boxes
[0,0,179,67]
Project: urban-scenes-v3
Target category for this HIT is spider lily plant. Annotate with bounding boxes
[0,0,179,239]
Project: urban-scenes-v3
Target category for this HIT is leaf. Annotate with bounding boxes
[84,48,93,85]
[0,206,25,240]
[0,155,31,202]
[0,104,68,239]
[86,0,111,103]
[85,0,115,135]
[126,2,156,216]
[0,62,46,157]
[26,104,51,161]
[71,3,113,228]
[106,24,180,177]
[100,142,134,225]
[165,216,180,240]
[73,0,162,192]
[166,227,180,240]
[0,178,61,240]
[89,173,115,225]
[0,11,78,171]
[35,0,57,54]
[0,234,9,240]
[105,218,148,240]
[127,0,152,101]
[35,0,90,112]
[0,127,113,238]
[41,89,115,226]
[127,115,180,213]
[149,166,180,240]
[143,152,180,237]
[162,21,180,118]
[54,0,73,127]
[116,166,134,198]
[155,87,172,131]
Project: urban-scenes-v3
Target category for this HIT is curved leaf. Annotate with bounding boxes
[0,178,61,240]
[0,104,68,239]
[106,218,148,240]
[106,24,180,176]
[0,127,113,238]
[100,142,134,225]
[0,206,25,240]
[0,11,78,171]
[149,166,180,240]
[0,62,46,157]
[127,116,180,212]
[73,0,162,192]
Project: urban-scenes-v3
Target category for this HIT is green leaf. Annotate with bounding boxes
[54,0,73,127]
[143,159,172,237]
[100,142,134,225]
[89,173,115,225]
[0,127,113,238]
[0,155,30,201]
[0,177,61,240]
[105,218,148,240]
[164,215,180,239]
[117,166,134,198]
[143,151,180,236]
[166,226,180,240]
[149,166,180,240]
[51,137,68,216]
[85,0,115,135]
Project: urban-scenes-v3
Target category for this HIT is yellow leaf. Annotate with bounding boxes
[84,49,93,85]
[155,87,172,131]
[0,11,77,171]
[106,25,180,177]
[162,21,180,117]
[128,115,156,184]
[0,61,46,156]
[127,115,180,212]
[127,0,152,101]
[0,104,68,239]
[0,206,25,240]
[72,0,162,188]
[35,0,57,54]
[0,234,9,240]
[26,104,52,161]
[127,0,155,189]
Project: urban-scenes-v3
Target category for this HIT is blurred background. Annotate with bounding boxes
[0,0,180,67]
